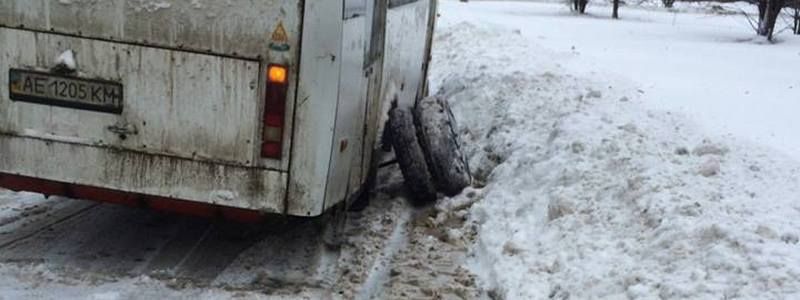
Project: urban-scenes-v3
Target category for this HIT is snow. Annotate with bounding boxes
[0,265,285,300]
[453,0,800,161]
[431,1,800,299]
[55,50,76,71]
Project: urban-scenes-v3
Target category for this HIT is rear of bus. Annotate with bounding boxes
[0,1,306,220]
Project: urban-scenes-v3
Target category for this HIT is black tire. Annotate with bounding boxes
[388,106,438,204]
[414,96,472,196]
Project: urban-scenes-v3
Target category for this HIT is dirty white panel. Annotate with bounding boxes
[0,1,47,28]
[0,1,309,215]
[359,0,389,199]
[0,0,301,60]
[0,27,35,132]
[0,28,261,167]
[0,28,286,212]
[0,135,286,212]
[288,0,344,217]
[382,1,432,109]
[324,16,369,211]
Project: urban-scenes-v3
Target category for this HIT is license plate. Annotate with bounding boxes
[8,69,123,114]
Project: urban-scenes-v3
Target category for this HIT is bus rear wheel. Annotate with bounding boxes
[414,96,472,197]
[388,105,438,205]
[388,96,472,205]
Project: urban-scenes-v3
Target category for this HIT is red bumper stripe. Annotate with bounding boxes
[0,172,266,223]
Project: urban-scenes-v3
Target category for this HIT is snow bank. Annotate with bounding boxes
[457,0,800,161]
[432,3,800,299]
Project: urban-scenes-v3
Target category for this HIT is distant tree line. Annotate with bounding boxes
[570,0,800,40]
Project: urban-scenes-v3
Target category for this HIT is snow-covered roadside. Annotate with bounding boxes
[432,1,800,299]
[0,191,52,229]
[0,265,290,300]
[0,164,469,299]
[458,0,800,161]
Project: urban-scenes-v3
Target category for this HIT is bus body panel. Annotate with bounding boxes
[0,0,437,218]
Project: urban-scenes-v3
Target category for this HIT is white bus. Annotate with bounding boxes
[0,0,469,225]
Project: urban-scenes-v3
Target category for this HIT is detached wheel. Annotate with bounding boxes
[388,105,438,204]
[414,96,472,196]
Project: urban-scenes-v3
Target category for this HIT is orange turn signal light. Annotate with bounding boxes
[268,65,287,84]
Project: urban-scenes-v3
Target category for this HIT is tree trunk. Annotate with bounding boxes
[612,0,620,19]
[758,0,767,22]
[578,0,588,14]
[794,7,799,34]
[758,0,785,40]
[573,0,579,11]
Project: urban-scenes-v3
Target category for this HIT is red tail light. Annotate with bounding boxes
[261,64,289,158]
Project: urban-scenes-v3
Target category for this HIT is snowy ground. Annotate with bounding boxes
[2,1,800,299]
[0,190,336,299]
[431,0,800,299]
[0,163,477,299]
[463,0,800,160]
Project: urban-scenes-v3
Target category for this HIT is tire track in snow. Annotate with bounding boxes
[355,204,411,300]
[0,201,99,251]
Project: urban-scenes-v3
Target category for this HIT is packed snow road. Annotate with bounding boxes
[0,190,338,298]
[0,162,479,299]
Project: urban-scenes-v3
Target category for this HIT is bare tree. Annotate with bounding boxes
[757,0,785,40]
[784,0,800,34]
[613,0,621,18]
[572,0,589,13]
[758,0,768,22]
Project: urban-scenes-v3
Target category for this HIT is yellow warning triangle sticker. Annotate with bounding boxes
[271,23,288,44]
